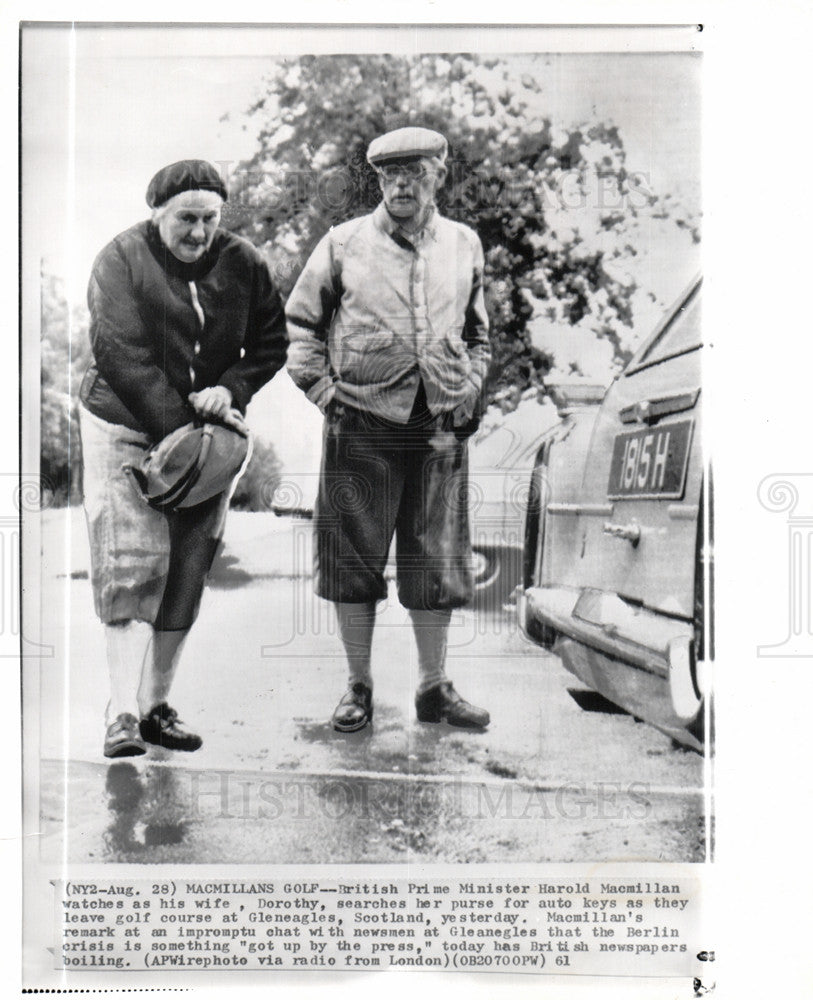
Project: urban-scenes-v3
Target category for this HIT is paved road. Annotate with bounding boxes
[35,510,706,864]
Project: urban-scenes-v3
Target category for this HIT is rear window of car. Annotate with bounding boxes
[632,287,701,370]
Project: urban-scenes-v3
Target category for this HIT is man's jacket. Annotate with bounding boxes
[81,221,288,442]
[285,203,490,423]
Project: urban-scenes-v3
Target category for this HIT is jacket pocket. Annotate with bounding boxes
[440,331,473,381]
[444,329,468,357]
[335,327,397,383]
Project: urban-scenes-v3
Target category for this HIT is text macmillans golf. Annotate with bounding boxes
[55,879,699,975]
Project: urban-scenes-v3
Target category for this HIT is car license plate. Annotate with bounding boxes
[608,419,694,500]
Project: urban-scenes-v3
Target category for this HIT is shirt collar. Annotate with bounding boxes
[145,219,222,281]
[374,201,439,247]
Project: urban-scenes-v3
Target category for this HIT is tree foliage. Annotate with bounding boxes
[40,273,90,504]
[225,53,698,410]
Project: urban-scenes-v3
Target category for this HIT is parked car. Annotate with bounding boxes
[467,399,560,608]
[518,278,709,750]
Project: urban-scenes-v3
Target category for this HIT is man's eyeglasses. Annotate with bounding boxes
[377,162,431,181]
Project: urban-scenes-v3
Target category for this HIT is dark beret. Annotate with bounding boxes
[146,159,228,208]
[367,127,448,165]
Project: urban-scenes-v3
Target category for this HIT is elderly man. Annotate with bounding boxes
[286,126,491,732]
[80,159,288,757]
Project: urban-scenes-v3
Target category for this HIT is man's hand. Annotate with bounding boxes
[452,401,471,426]
[189,387,248,436]
[452,384,480,426]
[319,388,339,416]
[451,386,481,440]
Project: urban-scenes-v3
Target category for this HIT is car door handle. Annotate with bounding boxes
[603,522,641,546]
[619,390,700,425]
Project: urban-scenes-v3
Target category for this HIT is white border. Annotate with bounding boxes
[9,3,813,998]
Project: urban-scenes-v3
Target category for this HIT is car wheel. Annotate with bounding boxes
[521,451,557,648]
[472,546,501,592]
[470,545,521,610]
[522,450,547,590]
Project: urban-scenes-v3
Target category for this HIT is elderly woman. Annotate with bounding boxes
[80,159,287,758]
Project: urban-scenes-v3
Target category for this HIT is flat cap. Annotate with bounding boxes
[367,127,448,166]
[146,159,228,208]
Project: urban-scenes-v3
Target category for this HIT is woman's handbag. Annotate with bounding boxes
[125,422,249,511]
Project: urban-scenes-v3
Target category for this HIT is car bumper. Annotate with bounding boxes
[519,585,705,745]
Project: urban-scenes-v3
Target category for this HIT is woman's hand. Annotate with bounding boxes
[189,387,248,436]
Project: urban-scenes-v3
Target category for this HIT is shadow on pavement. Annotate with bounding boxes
[567,688,630,715]
[294,719,375,745]
[208,551,253,588]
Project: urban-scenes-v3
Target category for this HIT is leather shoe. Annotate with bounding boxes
[140,703,202,751]
[416,682,490,729]
[332,683,373,732]
[104,713,147,758]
